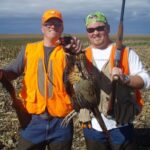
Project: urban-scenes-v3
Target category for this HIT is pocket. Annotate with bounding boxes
[99,90,109,116]
[48,92,72,117]
[57,92,71,105]
[26,90,36,103]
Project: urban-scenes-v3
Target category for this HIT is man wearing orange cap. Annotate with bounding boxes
[0,9,82,150]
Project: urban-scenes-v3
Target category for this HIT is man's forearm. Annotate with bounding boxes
[2,70,20,81]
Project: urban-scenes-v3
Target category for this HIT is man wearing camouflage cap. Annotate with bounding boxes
[79,11,150,150]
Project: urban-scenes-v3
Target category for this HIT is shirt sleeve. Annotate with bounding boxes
[128,48,150,89]
[3,46,25,80]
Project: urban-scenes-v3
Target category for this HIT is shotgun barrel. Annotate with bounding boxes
[107,0,126,119]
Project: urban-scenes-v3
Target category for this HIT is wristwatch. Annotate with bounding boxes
[123,75,130,84]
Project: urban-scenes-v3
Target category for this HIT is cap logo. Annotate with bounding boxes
[85,12,107,26]
[88,15,97,19]
[51,11,55,14]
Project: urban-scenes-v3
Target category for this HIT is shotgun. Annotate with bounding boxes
[115,0,126,67]
[107,0,126,121]
[0,74,31,129]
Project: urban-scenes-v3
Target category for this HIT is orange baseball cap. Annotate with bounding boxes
[42,9,63,24]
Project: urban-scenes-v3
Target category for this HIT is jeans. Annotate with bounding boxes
[83,124,137,150]
[83,124,134,144]
[17,115,73,150]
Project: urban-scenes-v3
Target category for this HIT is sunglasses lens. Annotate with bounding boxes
[87,26,105,33]
[86,28,94,33]
[44,20,62,28]
[97,26,105,31]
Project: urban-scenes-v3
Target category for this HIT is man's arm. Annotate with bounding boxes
[111,48,150,90]
[2,46,25,80]
[128,49,150,89]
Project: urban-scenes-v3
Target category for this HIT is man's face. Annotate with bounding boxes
[42,18,63,42]
[86,22,110,49]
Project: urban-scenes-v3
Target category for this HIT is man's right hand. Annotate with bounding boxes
[59,35,83,55]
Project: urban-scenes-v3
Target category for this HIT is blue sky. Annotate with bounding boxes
[0,0,150,35]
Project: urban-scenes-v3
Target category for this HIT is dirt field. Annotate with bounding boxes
[0,34,150,150]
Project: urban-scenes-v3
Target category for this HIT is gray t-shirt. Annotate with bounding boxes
[4,46,54,80]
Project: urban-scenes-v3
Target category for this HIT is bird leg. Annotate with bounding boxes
[61,110,77,127]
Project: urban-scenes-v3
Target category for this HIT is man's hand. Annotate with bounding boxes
[60,35,83,55]
[111,67,130,85]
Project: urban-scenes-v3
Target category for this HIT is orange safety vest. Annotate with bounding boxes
[85,45,144,111]
[19,41,73,117]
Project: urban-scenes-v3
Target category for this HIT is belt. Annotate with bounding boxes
[39,111,54,120]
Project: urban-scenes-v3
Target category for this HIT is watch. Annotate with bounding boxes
[124,75,130,84]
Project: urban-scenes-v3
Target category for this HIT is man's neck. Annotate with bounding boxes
[43,37,57,47]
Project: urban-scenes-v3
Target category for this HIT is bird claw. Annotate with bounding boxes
[61,110,77,127]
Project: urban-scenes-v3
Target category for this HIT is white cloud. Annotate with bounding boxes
[0,0,150,34]
[0,0,149,19]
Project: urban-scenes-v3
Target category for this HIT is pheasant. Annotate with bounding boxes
[59,36,109,135]
[62,53,99,124]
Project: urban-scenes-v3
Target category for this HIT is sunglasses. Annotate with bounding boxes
[44,20,62,28]
[86,26,106,33]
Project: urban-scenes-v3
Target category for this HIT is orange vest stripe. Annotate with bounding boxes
[110,45,129,74]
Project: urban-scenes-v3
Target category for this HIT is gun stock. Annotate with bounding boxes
[116,22,123,51]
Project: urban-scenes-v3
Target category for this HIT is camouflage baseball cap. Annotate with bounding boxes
[85,11,107,26]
